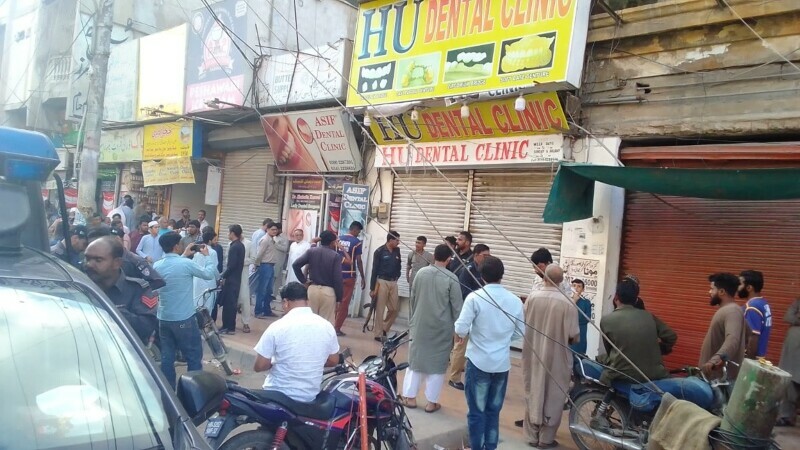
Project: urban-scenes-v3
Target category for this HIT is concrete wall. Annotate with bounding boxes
[559,137,624,358]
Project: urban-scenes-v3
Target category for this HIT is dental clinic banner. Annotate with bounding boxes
[339,183,369,236]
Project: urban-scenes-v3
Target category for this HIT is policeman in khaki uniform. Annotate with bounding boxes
[84,236,159,343]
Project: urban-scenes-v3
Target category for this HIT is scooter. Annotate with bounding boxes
[176,331,416,450]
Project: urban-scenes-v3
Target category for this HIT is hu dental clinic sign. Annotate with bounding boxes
[375,134,564,170]
[347,0,591,107]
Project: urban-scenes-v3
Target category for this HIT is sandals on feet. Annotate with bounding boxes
[399,397,417,409]
[424,402,441,413]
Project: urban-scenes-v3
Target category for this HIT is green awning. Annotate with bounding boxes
[543,164,800,223]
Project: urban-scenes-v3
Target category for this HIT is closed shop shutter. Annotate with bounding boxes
[218,148,281,250]
[621,192,800,368]
[469,170,562,297]
[390,171,470,297]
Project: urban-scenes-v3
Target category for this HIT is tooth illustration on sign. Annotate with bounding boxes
[500,34,555,74]
[444,43,495,82]
[357,62,395,92]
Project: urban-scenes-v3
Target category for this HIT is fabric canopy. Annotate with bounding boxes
[543,164,800,223]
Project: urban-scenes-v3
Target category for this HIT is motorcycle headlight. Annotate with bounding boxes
[358,358,382,378]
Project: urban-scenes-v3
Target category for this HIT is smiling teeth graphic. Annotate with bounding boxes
[456,51,487,64]
[361,63,392,79]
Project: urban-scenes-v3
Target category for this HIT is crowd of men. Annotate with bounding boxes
[47,199,800,445]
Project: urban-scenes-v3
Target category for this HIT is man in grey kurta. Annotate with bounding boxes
[401,244,463,412]
[522,264,579,448]
[777,299,800,426]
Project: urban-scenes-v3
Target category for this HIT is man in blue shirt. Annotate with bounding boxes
[570,279,593,355]
[455,256,524,450]
[738,270,773,358]
[154,232,218,388]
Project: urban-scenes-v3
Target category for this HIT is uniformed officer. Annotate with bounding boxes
[89,226,166,290]
[51,225,88,267]
[84,236,158,343]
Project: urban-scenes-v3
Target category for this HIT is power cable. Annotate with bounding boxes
[231,4,666,443]
[242,0,664,396]
[720,0,800,73]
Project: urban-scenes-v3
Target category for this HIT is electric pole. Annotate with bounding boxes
[77,0,115,217]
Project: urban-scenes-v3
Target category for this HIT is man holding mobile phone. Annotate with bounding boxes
[154,232,218,388]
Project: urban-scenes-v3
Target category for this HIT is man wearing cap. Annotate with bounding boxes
[51,225,88,267]
[84,236,158,344]
[137,220,165,263]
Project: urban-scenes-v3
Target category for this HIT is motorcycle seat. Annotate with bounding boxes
[247,389,337,420]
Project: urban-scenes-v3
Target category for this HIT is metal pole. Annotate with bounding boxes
[76,0,114,217]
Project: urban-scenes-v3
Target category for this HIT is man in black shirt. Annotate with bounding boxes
[370,231,402,341]
[219,225,246,335]
[448,231,474,277]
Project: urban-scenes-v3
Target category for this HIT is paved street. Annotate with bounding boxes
[192,306,800,450]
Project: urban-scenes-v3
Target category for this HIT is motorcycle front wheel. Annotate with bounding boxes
[218,429,289,450]
[569,390,632,450]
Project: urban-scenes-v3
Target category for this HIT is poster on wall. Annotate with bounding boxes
[338,183,369,237]
[288,209,319,241]
[290,192,322,210]
[185,0,249,113]
[562,256,599,320]
[64,188,78,209]
[327,194,342,234]
[101,192,115,216]
[142,157,196,186]
[206,166,223,205]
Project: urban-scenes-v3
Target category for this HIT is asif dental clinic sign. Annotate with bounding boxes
[347,0,590,107]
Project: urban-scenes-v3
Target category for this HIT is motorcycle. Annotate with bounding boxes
[176,330,416,450]
[197,286,234,376]
[567,354,736,450]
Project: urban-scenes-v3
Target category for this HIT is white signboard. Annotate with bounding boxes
[99,127,143,163]
[66,12,136,120]
[261,108,361,173]
[104,39,139,122]
[375,134,564,169]
[137,25,188,120]
[205,166,223,205]
[3,11,37,109]
[257,39,351,107]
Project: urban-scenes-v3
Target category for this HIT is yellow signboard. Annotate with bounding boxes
[143,122,195,160]
[347,0,591,107]
[142,157,196,186]
[370,92,567,145]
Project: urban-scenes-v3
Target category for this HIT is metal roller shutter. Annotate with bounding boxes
[390,171,470,297]
[218,148,281,250]
[621,192,800,368]
[469,170,562,297]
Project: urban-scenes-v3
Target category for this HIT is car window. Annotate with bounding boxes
[0,278,174,450]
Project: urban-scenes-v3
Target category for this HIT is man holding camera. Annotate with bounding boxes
[154,232,218,388]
